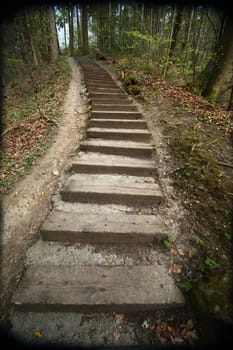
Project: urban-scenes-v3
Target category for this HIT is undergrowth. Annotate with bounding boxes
[110,56,233,322]
[0,55,71,196]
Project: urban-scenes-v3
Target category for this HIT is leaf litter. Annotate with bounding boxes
[1,58,70,196]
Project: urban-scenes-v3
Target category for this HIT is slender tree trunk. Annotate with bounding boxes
[168,5,182,62]
[191,11,204,87]
[182,7,194,52]
[148,5,153,63]
[68,5,74,56]
[203,16,233,100]
[96,3,100,48]
[81,3,89,55]
[108,0,112,53]
[76,4,82,50]
[64,20,67,49]
[163,6,176,76]
[119,3,122,51]
[140,3,144,32]
[48,6,59,61]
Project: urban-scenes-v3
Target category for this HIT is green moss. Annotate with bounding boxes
[170,126,231,200]
[207,90,218,104]
[166,121,232,265]
[191,271,233,322]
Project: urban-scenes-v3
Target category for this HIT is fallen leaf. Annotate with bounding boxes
[113,329,121,341]
[105,257,113,264]
[168,326,173,333]
[34,331,42,338]
[187,319,193,330]
[115,313,125,325]
[52,169,59,176]
[167,266,173,274]
[177,248,185,256]
[188,251,193,258]
[144,177,154,183]
[181,328,187,337]
[185,329,198,343]
[141,319,150,329]
[173,263,182,274]
[170,248,178,256]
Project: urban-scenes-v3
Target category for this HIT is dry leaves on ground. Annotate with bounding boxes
[155,320,198,345]
[115,313,125,325]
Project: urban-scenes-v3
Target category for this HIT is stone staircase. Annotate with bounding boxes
[10,57,184,342]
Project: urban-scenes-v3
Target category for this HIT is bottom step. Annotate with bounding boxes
[12,265,184,313]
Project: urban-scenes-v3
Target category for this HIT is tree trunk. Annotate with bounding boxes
[16,11,39,67]
[76,4,82,50]
[108,0,112,53]
[182,7,194,52]
[68,5,74,56]
[168,5,182,62]
[140,3,144,32]
[81,3,89,55]
[203,16,233,100]
[48,6,59,61]
[64,16,67,50]
[191,10,204,88]
[227,84,233,110]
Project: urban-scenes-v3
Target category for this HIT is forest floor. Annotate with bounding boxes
[103,58,233,342]
[1,56,89,327]
[1,55,233,346]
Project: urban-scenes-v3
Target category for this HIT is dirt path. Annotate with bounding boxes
[1,58,89,325]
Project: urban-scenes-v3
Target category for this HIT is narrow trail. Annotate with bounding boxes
[9,57,186,346]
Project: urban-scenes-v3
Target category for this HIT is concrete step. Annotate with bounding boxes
[85,74,113,78]
[50,199,139,215]
[85,72,112,76]
[86,81,118,86]
[92,105,138,111]
[61,174,163,207]
[86,127,151,142]
[88,88,122,94]
[12,265,184,313]
[80,139,152,158]
[84,70,111,74]
[85,77,113,83]
[91,98,133,105]
[72,152,156,176]
[86,82,119,88]
[91,111,142,119]
[86,81,121,90]
[87,83,123,89]
[90,92,128,99]
[40,210,168,243]
[89,118,147,129]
